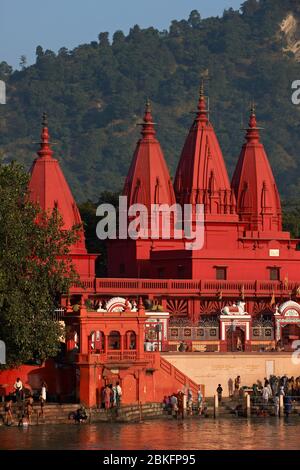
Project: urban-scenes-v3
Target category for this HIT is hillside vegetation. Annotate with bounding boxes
[1,0,300,205]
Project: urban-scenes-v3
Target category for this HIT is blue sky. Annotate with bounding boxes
[0,1,243,69]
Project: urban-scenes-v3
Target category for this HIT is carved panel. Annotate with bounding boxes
[166,298,188,317]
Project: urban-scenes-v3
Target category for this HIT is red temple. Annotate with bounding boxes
[1,84,300,405]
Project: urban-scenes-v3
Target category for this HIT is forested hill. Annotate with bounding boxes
[1,0,300,202]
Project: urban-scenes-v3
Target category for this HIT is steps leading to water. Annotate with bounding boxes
[0,402,165,426]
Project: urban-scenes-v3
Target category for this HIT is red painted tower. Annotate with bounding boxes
[232,105,282,233]
[29,114,97,278]
[174,81,236,217]
[107,101,176,278]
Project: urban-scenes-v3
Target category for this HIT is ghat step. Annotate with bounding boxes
[0,403,165,425]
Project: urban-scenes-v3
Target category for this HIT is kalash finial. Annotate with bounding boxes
[140,98,156,138]
[37,111,54,158]
[249,100,258,128]
[197,70,210,121]
[245,100,263,142]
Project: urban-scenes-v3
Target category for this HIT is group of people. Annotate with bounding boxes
[226,374,298,417]
[101,382,122,410]
[252,375,299,416]
[163,386,205,418]
[3,378,47,426]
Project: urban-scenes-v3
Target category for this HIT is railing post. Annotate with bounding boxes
[214,394,219,419]
[279,395,284,418]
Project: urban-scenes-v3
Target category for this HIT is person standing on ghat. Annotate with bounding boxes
[4,399,13,426]
[14,377,23,402]
[104,384,112,409]
[197,387,203,415]
[116,382,122,408]
[187,389,193,416]
[234,376,241,397]
[217,384,223,404]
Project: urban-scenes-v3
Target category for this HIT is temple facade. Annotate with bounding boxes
[30,86,300,357]
[1,83,300,404]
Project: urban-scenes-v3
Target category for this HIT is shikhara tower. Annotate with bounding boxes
[29,113,97,278]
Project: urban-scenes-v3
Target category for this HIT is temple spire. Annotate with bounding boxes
[123,102,175,210]
[141,99,156,138]
[174,79,236,217]
[231,104,282,232]
[37,112,54,159]
[197,79,208,123]
[245,102,261,143]
[29,114,87,254]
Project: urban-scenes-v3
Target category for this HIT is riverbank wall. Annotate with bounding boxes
[162,352,300,397]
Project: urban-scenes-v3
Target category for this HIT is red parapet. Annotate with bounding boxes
[70,277,298,298]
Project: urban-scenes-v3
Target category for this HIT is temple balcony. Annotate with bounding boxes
[75,350,157,367]
[69,277,300,298]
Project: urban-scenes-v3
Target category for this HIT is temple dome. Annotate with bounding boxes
[174,82,236,216]
[29,114,87,254]
[231,106,282,233]
[123,101,176,210]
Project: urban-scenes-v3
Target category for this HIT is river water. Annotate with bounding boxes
[0,418,299,450]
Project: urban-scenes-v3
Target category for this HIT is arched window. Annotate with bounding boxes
[108,331,121,350]
[125,331,137,350]
[89,330,105,353]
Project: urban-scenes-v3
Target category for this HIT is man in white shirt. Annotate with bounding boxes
[14,378,23,402]
[116,381,122,407]
[262,385,271,409]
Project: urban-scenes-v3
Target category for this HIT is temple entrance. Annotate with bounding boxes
[226,327,245,352]
[282,324,300,350]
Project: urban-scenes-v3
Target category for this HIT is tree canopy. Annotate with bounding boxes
[0,162,79,366]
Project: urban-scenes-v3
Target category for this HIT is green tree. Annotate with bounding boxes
[0,162,80,366]
[19,55,27,70]
[98,32,110,47]
[188,10,202,29]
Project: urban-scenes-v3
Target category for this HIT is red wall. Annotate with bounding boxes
[0,360,75,399]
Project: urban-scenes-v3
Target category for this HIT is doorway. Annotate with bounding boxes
[282,324,300,350]
[226,326,245,352]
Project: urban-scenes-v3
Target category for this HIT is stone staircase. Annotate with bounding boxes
[0,402,165,426]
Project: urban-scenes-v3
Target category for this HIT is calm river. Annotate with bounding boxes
[0,418,299,450]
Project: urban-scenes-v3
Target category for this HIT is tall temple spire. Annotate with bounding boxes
[231,105,282,232]
[123,100,175,210]
[29,114,87,254]
[174,80,236,217]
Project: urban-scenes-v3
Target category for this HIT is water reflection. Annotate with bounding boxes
[0,418,299,450]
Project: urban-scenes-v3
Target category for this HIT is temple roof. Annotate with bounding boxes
[123,101,176,210]
[231,106,282,232]
[174,82,236,216]
[29,114,87,254]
